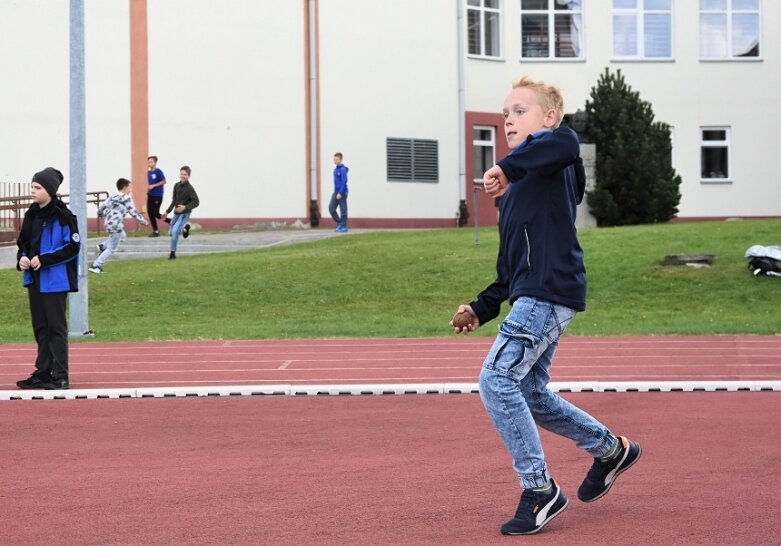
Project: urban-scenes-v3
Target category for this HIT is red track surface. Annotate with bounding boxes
[2,336,781,389]
[2,336,780,544]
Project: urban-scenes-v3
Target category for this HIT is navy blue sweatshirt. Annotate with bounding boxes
[470,126,587,325]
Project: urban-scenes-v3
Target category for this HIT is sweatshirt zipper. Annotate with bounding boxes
[523,226,531,270]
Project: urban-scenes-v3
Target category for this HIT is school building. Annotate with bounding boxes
[0,1,779,229]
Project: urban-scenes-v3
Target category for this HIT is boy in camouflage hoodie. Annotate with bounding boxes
[89,178,148,273]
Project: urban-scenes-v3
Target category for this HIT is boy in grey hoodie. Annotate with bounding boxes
[89,178,147,273]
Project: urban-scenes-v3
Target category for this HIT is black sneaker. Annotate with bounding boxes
[500,479,568,535]
[182,224,191,239]
[578,436,642,503]
[168,251,176,260]
[88,264,104,274]
[45,377,70,390]
[148,231,160,237]
[16,374,50,389]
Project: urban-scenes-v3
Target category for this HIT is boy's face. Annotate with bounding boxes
[333,155,341,165]
[502,87,557,149]
[31,182,51,206]
[121,185,132,195]
[179,170,190,182]
[147,158,156,170]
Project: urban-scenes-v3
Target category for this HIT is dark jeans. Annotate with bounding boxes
[28,284,69,380]
[147,195,163,231]
[328,191,348,226]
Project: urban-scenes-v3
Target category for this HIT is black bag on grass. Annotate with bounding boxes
[747,256,781,277]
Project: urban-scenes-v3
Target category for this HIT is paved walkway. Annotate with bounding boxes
[0,225,353,269]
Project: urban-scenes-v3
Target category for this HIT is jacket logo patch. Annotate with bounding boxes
[72,233,81,243]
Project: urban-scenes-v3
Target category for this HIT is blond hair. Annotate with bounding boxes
[512,76,564,127]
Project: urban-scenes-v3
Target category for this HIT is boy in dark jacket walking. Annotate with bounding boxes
[452,77,641,536]
[16,167,80,390]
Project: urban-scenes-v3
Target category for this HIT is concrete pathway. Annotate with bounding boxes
[0,226,353,269]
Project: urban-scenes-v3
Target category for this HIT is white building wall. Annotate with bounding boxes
[465,0,781,218]
[85,0,132,194]
[1,1,778,221]
[318,0,461,221]
[147,0,308,220]
[0,0,70,185]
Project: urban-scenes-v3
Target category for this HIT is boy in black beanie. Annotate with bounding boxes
[15,168,80,390]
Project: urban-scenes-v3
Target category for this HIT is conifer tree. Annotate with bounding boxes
[585,68,681,226]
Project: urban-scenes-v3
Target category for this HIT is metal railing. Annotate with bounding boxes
[0,183,109,245]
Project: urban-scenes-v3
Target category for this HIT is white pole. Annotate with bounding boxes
[69,0,92,337]
[457,0,466,204]
[308,0,319,223]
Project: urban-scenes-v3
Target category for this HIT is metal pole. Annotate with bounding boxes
[473,186,480,247]
[457,0,466,204]
[69,0,92,337]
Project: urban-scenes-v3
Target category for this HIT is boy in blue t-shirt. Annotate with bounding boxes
[146,155,166,237]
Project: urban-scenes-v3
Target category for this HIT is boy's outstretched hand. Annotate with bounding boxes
[484,165,509,197]
[451,304,480,335]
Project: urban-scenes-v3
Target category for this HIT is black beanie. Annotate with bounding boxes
[33,167,64,199]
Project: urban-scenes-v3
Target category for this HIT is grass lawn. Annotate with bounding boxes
[1,219,779,343]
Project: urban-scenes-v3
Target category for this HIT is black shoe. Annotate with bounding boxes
[182,224,191,239]
[501,479,568,535]
[45,377,70,390]
[148,231,160,238]
[168,251,176,260]
[578,436,642,503]
[16,374,50,389]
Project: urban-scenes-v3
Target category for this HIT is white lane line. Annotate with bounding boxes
[1,380,779,400]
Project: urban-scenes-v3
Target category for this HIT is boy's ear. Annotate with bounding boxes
[543,109,558,128]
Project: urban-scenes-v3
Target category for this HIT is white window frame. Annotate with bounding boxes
[467,0,503,59]
[520,0,584,61]
[472,126,496,185]
[699,0,761,61]
[611,0,674,61]
[700,126,731,184]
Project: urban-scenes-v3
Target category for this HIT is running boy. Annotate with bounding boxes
[452,76,641,536]
[15,168,80,390]
[89,178,148,273]
[161,165,199,260]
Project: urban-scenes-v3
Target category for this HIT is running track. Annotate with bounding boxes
[1,336,780,545]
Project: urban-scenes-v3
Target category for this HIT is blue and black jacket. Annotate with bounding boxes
[470,126,587,325]
[16,200,80,293]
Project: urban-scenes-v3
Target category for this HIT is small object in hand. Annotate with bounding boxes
[451,311,473,330]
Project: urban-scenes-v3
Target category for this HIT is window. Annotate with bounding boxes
[472,126,496,184]
[387,138,439,182]
[612,0,672,59]
[468,0,501,58]
[520,0,583,60]
[700,127,730,182]
[700,0,760,59]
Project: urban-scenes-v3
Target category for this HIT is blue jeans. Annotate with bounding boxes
[479,297,616,490]
[169,212,191,252]
[94,231,123,267]
[328,191,348,227]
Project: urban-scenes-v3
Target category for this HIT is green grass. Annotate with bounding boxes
[1,219,779,343]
